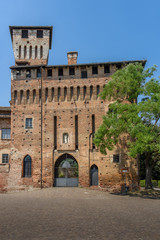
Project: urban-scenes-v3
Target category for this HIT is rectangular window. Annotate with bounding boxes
[26,70,31,79]
[54,116,57,150]
[37,30,43,38]
[75,115,78,150]
[81,71,87,79]
[37,69,41,78]
[25,118,32,129]
[104,65,110,73]
[116,64,121,70]
[69,67,75,76]
[2,154,9,164]
[113,154,120,163]
[58,68,63,76]
[47,69,52,77]
[22,30,28,38]
[92,66,98,75]
[2,129,11,139]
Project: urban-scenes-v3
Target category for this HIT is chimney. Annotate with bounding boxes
[67,51,78,65]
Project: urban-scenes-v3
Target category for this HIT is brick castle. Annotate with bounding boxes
[0,26,146,192]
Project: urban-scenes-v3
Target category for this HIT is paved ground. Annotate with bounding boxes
[0,188,159,240]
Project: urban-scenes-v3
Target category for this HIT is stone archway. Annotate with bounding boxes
[54,153,78,187]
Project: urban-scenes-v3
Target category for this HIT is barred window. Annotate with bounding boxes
[37,30,43,38]
[113,154,120,163]
[23,155,32,178]
[2,154,9,164]
[2,129,11,139]
[25,118,32,129]
[22,30,28,38]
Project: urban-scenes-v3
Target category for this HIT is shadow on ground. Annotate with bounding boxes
[111,189,160,200]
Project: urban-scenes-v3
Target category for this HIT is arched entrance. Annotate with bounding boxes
[90,165,98,186]
[54,154,78,187]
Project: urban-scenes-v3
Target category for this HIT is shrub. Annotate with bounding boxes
[140,180,145,187]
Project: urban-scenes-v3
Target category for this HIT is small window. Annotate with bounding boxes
[70,87,74,100]
[20,90,23,103]
[26,90,30,103]
[113,154,120,163]
[58,68,63,76]
[96,85,100,98]
[26,70,31,79]
[33,89,36,103]
[37,30,43,38]
[116,64,121,70]
[83,86,86,100]
[52,88,54,101]
[45,88,48,102]
[2,154,9,164]
[63,133,69,144]
[90,86,93,100]
[1,129,11,139]
[37,69,41,78]
[25,118,32,129]
[92,66,98,75]
[22,30,28,38]
[47,69,52,77]
[69,67,75,76]
[23,155,32,178]
[104,65,110,73]
[29,46,32,59]
[64,87,67,101]
[58,87,61,102]
[81,71,87,79]
[16,70,21,77]
[77,86,80,100]
[40,46,43,59]
[35,46,37,59]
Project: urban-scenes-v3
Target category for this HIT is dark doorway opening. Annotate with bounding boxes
[90,165,98,186]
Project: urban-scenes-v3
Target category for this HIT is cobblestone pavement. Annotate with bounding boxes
[0,188,160,240]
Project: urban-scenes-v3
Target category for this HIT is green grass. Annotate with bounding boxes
[140,180,160,188]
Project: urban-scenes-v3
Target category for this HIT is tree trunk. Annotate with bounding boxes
[145,162,153,189]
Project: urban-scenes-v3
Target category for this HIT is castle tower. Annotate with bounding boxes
[9,26,53,66]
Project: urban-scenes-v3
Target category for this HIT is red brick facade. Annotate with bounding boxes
[0,26,145,192]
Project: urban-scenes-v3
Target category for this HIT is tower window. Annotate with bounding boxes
[92,66,98,75]
[2,154,9,164]
[22,30,28,38]
[25,118,32,129]
[77,86,80,100]
[64,87,67,101]
[47,69,52,77]
[52,88,54,101]
[40,46,43,59]
[37,30,43,38]
[58,87,61,102]
[26,90,30,103]
[26,70,31,79]
[33,89,36,103]
[14,90,17,104]
[104,65,110,73]
[83,86,86,100]
[70,87,74,100]
[19,46,21,59]
[69,67,75,76]
[96,85,100,98]
[45,88,48,102]
[20,90,23,103]
[113,154,120,163]
[81,70,87,79]
[116,64,121,70]
[63,133,69,144]
[90,86,93,100]
[58,68,63,76]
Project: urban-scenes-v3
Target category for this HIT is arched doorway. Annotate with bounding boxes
[54,153,78,187]
[90,165,98,186]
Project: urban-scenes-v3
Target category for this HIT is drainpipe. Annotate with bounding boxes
[40,66,43,189]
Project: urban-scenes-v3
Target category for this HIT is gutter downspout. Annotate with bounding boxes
[89,133,93,186]
[40,66,43,189]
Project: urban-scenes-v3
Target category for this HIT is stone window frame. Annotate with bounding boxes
[1,128,11,140]
[63,133,69,144]
[25,118,33,129]
[23,155,32,178]
[2,154,9,164]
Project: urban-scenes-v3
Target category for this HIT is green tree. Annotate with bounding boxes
[94,63,160,189]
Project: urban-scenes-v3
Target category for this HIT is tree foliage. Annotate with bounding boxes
[94,63,160,189]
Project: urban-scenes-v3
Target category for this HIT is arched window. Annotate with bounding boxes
[35,46,37,59]
[83,86,86,100]
[23,155,32,178]
[77,86,80,100]
[20,90,23,104]
[40,46,42,58]
[14,90,17,104]
[90,85,93,100]
[24,46,27,59]
[63,133,69,144]
[19,46,21,59]
[45,88,48,102]
[26,90,30,103]
[96,85,100,99]
[70,87,73,101]
[29,46,32,59]
[58,87,61,102]
[33,89,36,103]
[64,87,67,101]
[52,88,54,101]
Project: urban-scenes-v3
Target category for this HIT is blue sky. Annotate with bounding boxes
[0,0,160,106]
